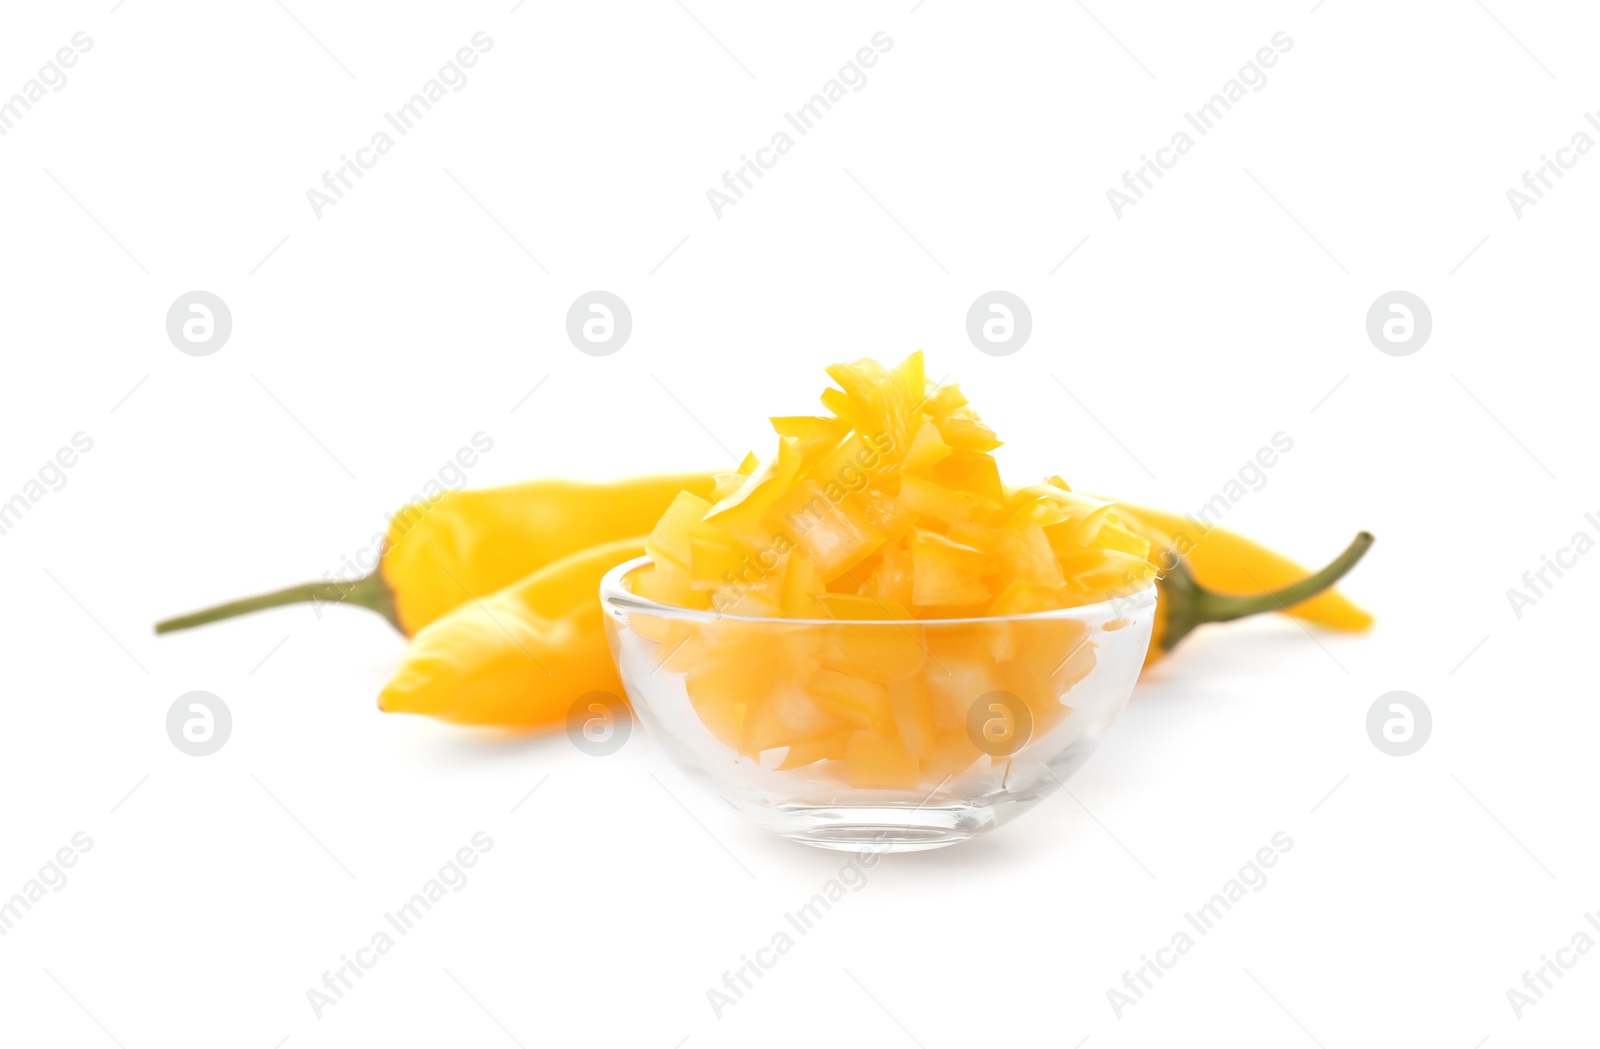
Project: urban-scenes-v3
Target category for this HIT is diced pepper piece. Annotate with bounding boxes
[713,584,785,618]
[825,565,867,594]
[807,669,892,733]
[921,726,983,784]
[709,454,758,502]
[690,691,746,751]
[687,519,747,591]
[859,488,917,544]
[687,649,769,706]
[825,359,894,435]
[897,474,981,524]
[922,657,997,729]
[776,730,853,770]
[1051,635,1097,694]
[818,598,926,683]
[629,559,707,611]
[933,451,1004,507]
[889,677,935,758]
[887,351,927,435]
[744,683,844,754]
[646,490,714,570]
[628,608,672,644]
[780,554,828,618]
[772,481,886,579]
[1095,516,1152,558]
[911,530,992,607]
[924,382,968,416]
[944,520,1000,553]
[819,593,912,620]
[706,436,802,536]
[806,430,894,495]
[1012,618,1092,685]
[912,530,990,575]
[1059,548,1154,598]
[846,731,920,789]
[933,405,1001,452]
[987,581,1065,617]
[1001,523,1067,589]
[820,386,860,428]
[1024,486,1115,542]
[865,537,915,609]
[902,420,953,475]
[771,416,851,465]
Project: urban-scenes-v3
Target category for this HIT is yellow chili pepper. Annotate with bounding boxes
[154,473,712,636]
[377,537,644,728]
[1113,504,1374,664]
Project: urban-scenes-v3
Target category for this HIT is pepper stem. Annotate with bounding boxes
[154,571,401,635]
[1158,532,1374,652]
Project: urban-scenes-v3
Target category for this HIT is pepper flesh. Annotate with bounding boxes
[382,475,712,633]
[378,538,645,728]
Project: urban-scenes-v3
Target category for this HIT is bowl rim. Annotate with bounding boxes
[599,555,1156,627]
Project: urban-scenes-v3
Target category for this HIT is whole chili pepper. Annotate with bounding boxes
[1117,503,1374,631]
[377,537,645,728]
[1113,503,1373,663]
[154,473,713,636]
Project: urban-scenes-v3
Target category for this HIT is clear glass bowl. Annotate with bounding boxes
[600,557,1156,853]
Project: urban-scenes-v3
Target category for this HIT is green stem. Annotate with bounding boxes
[1158,532,1374,652]
[154,571,401,635]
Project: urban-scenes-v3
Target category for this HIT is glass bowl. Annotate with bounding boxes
[600,557,1156,853]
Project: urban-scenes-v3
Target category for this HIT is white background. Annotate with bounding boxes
[1,0,1596,1045]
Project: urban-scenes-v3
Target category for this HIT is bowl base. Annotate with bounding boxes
[763,803,995,853]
